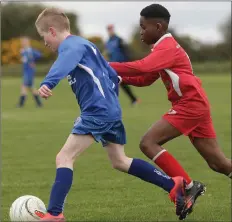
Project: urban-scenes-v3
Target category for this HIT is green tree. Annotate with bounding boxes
[219,15,231,45]
[128,25,230,63]
[1,2,80,41]
[218,15,231,60]
[87,36,105,53]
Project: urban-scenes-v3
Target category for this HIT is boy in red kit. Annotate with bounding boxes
[111,3,232,217]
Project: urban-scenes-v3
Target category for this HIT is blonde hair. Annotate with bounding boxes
[35,7,70,32]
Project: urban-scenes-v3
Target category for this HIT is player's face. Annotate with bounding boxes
[140,16,163,45]
[38,27,59,52]
[21,37,30,48]
[107,27,114,36]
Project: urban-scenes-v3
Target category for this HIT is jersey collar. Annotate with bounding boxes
[151,33,172,51]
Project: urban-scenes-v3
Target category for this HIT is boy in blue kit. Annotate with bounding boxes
[35,8,188,221]
[17,36,42,108]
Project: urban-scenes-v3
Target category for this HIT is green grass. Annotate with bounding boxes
[1,74,231,221]
[2,60,231,77]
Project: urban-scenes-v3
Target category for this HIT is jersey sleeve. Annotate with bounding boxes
[110,47,175,77]
[32,49,42,61]
[122,72,160,87]
[40,44,86,89]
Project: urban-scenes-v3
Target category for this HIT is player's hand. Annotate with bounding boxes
[38,85,52,99]
[30,62,35,68]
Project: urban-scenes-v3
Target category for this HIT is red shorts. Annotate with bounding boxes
[163,104,216,141]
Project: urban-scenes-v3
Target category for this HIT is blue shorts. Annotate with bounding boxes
[23,77,34,87]
[71,117,126,147]
[23,70,35,87]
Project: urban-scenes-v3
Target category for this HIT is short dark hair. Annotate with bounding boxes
[140,4,171,23]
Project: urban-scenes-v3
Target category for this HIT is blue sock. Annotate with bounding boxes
[128,158,175,192]
[47,168,73,216]
[33,94,42,106]
[18,95,26,107]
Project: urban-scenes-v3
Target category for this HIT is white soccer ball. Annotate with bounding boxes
[9,195,47,221]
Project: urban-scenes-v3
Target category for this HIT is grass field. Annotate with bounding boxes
[1,74,231,221]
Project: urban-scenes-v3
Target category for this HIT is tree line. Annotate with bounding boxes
[2,2,231,65]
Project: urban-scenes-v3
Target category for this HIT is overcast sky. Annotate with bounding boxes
[34,1,231,44]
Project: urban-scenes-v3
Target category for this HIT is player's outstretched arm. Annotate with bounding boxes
[121,72,160,87]
[33,49,42,61]
[110,47,175,77]
[40,44,85,91]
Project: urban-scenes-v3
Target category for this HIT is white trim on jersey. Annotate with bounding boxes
[164,69,183,97]
[78,63,105,98]
[152,33,172,49]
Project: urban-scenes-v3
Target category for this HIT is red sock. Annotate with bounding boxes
[153,150,192,185]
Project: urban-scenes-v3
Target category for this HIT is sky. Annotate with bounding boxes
[31,1,231,44]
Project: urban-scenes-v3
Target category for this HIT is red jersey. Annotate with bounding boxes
[110,33,210,110]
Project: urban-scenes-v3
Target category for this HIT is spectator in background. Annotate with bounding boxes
[105,24,140,106]
[17,36,42,108]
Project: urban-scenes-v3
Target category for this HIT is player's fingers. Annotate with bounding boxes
[38,90,47,98]
[38,89,50,98]
[39,93,47,99]
[43,85,52,93]
[39,89,47,96]
[43,87,52,96]
[40,87,52,96]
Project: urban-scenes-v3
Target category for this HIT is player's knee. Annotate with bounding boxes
[56,152,64,166]
[111,160,123,171]
[111,157,129,172]
[55,152,73,167]
[139,138,157,153]
[139,138,148,152]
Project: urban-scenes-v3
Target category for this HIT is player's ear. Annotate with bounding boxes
[49,27,56,37]
[156,23,162,31]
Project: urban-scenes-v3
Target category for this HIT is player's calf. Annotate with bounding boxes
[139,120,193,187]
[47,134,94,217]
[17,86,27,107]
[106,143,190,219]
[206,158,232,177]
[192,138,232,178]
[33,94,43,107]
[17,95,27,107]
[110,156,133,172]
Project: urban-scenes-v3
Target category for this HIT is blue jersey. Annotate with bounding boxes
[21,47,41,86]
[105,35,128,62]
[41,35,122,122]
[21,47,41,74]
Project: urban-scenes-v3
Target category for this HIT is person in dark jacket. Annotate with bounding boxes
[105,24,140,106]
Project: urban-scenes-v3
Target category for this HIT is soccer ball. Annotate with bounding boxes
[9,195,46,221]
